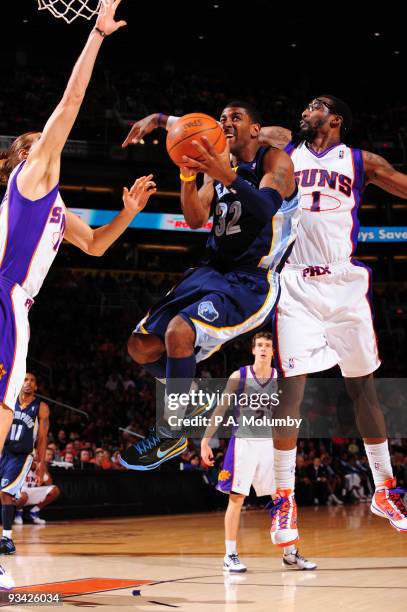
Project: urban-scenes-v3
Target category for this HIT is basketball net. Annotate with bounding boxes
[37,0,102,24]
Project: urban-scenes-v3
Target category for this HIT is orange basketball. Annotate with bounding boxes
[166,113,226,167]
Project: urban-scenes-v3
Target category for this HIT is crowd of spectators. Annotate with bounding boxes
[2,65,407,159]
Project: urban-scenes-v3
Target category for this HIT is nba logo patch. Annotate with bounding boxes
[198,301,219,323]
[288,358,295,369]
[339,150,344,159]
[374,462,380,470]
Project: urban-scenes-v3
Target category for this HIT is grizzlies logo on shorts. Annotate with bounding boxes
[198,301,219,323]
[0,450,33,497]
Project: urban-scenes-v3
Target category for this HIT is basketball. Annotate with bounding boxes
[166,113,226,167]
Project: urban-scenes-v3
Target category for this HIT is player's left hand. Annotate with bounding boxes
[95,0,127,36]
[182,137,236,186]
[122,175,157,213]
[35,462,46,486]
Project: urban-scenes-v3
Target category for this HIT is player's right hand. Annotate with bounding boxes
[96,0,127,36]
[122,113,160,148]
[201,440,214,466]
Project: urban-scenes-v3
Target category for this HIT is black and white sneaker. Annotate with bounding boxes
[119,432,188,471]
[223,553,247,573]
[0,537,16,556]
[0,564,14,589]
[282,548,317,570]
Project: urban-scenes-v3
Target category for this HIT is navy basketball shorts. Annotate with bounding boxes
[134,266,280,362]
[0,450,33,498]
[0,277,33,410]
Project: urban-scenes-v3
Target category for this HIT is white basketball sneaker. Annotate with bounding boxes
[29,511,46,525]
[0,564,14,590]
[223,553,247,573]
[282,548,317,570]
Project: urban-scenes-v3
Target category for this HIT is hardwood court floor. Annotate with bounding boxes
[3,505,407,611]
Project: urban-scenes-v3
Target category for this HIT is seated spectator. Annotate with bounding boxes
[64,451,75,467]
[306,457,329,505]
[333,452,367,502]
[321,454,344,505]
[78,449,99,470]
[45,448,55,465]
[295,456,314,505]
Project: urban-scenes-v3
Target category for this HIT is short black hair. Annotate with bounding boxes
[223,100,262,125]
[318,94,353,138]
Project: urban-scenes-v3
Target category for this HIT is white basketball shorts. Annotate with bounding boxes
[21,485,55,506]
[274,260,381,378]
[217,437,275,497]
[0,278,33,410]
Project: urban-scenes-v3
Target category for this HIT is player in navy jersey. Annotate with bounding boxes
[0,373,49,554]
[120,101,300,471]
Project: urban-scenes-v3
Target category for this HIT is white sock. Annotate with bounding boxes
[274,448,297,491]
[2,530,12,539]
[225,540,237,556]
[284,545,297,556]
[364,441,393,488]
[31,506,40,513]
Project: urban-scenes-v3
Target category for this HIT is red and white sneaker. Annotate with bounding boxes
[269,489,299,547]
[370,478,407,532]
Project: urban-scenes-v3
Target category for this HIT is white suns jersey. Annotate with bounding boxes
[285,141,364,265]
[234,365,277,440]
[0,161,66,298]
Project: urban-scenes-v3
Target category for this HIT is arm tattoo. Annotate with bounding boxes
[270,167,288,191]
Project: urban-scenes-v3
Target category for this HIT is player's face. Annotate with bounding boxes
[18,132,42,162]
[22,373,37,395]
[252,339,273,364]
[298,97,334,141]
[219,107,260,154]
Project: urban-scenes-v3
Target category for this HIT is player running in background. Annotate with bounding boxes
[0,373,49,553]
[201,332,316,572]
[120,102,300,471]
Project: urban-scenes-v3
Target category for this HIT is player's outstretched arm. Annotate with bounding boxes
[18,0,126,200]
[201,371,241,466]
[122,113,180,147]
[65,174,156,255]
[363,150,407,197]
[259,126,292,149]
[35,402,50,486]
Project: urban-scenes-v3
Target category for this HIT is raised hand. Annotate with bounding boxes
[122,114,159,148]
[123,174,157,213]
[96,0,127,35]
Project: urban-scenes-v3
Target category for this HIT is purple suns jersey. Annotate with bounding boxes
[285,141,364,265]
[0,161,66,297]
